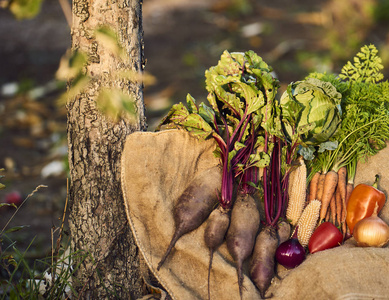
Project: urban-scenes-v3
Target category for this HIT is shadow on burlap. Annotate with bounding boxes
[121,129,389,300]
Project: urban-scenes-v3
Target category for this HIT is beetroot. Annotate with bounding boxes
[204,205,230,300]
[157,166,222,270]
[249,226,278,299]
[226,193,260,299]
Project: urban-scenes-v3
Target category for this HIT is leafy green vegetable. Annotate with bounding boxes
[157,50,279,208]
[156,94,215,140]
[279,77,342,147]
[306,72,349,96]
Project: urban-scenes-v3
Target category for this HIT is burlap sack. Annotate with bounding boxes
[121,129,389,300]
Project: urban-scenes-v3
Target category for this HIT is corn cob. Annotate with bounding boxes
[296,199,321,247]
[287,164,296,197]
[286,157,307,226]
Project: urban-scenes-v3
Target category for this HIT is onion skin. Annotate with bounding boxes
[275,233,305,269]
[353,204,389,247]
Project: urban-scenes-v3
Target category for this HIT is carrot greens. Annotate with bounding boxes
[309,45,389,176]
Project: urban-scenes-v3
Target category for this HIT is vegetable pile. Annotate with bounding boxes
[155,45,389,299]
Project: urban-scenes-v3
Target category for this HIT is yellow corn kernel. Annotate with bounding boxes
[286,157,307,226]
[296,199,321,247]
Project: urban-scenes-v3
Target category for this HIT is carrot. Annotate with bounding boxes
[342,182,354,236]
[249,226,278,299]
[325,207,330,222]
[157,166,222,270]
[337,166,347,205]
[226,192,260,300]
[204,206,230,300]
[308,171,321,202]
[329,193,336,224]
[316,173,326,202]
[335,186,342,227]
[319,170,339,223]
[337,166,347,226]
[345,182,354,207]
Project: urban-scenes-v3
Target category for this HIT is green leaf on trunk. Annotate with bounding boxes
[95,26,125,59]
[56,50,88,81]
[96,88,137,122]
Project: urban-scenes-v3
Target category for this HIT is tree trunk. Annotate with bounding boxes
[67,0,146,298]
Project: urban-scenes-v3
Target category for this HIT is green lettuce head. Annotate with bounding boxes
[280,77,342,146]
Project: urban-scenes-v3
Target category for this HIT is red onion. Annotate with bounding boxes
[275,228,306,269]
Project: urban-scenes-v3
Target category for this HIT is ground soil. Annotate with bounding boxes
[0,0,388,273]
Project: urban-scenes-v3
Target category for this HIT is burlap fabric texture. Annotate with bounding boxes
[121,129,389,300]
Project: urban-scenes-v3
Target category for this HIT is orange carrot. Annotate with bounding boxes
[335,166,347,234]
[341,194,348,237]
[335,186,342,227]
[342,181,354,236]
[330,193,336,224]
[342,222,348,238]
[345,182,354,207]
[325,208,330,222]
[337,166,347,204]
[308,172,320,202]
[319,170,339,223]
[316,173,326,202]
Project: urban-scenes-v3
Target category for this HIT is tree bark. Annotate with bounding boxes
[67,0,146,298]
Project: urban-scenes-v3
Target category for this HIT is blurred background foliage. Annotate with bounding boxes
[0,0,389,285]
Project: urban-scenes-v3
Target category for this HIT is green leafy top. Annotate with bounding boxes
[157,50,280,143]
[156,50,279,208]
[334,81,389,164]
[156,94,215,140]
[204,50,280,139]
[339,44,384,84]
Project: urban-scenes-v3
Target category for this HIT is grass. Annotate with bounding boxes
[0,182,88,300]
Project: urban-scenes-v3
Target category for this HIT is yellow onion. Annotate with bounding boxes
[353,203,389,247]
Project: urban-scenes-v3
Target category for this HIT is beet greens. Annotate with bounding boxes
[157,50,279,207]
